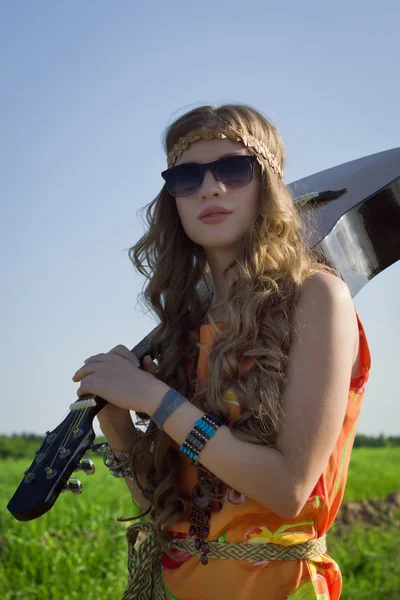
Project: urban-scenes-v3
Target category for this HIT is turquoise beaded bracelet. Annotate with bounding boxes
[179,413,223,464]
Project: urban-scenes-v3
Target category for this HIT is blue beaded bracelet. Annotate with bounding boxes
[179,413,223,464]
[151,388,187,430]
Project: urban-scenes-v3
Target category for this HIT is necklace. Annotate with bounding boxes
[188,467,225,565]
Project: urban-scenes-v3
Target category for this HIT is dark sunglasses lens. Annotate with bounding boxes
[165,164,202,197]
[162,156,255,197]
[215,156,254,187]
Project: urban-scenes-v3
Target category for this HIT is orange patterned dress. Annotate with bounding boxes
[161,311,371,599]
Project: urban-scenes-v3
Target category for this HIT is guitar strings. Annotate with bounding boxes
[27,403,90,476]
[47,405,88,470]
[27,412,72,476]
[47,392,101,470]
[30,410,80,475]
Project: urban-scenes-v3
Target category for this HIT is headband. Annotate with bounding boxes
[166,124,284,181]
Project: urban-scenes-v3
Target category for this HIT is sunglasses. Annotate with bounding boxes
[161,155,258,198]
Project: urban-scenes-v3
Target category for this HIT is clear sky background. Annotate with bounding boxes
[1,1,399,437]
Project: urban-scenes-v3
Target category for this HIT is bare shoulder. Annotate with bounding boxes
[292,270,358,361]
[299,270,357,341]
[301,270,352,300]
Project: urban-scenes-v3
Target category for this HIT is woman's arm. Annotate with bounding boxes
[142,272,359,520]
[99,415,150,511]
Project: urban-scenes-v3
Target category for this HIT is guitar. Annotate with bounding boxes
[7,146,400,522]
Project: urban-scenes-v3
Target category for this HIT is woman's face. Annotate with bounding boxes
[173,138,261,253]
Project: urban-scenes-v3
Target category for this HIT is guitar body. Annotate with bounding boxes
[7,147,400,521]
[289,146,400,297]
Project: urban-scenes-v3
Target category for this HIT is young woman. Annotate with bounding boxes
[72,104,371,599]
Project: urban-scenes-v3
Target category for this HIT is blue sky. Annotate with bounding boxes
[1,1,399,437]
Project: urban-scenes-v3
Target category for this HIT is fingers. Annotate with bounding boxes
[74,352,110,382]
[74,345,141,384]
[72,362,99,382]
[76,375,96,397]
[83,347,137,366]
[84,353,107,364]
[143,355,157,375]
[109,344,140,367]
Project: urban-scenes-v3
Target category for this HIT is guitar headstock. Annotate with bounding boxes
[7,395,106,521]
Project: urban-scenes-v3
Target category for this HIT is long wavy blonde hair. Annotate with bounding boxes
[128,103,337,549]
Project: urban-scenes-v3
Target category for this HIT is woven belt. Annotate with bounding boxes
[121,521,327,600]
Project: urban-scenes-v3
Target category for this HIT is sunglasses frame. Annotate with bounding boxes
[161,154,258,197]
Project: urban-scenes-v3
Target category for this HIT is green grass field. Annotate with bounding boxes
[1,447,399,600]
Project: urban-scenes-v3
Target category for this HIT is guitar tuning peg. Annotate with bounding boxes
[74,458,95,476]
[90,442,107,453]
[61,478,82,495]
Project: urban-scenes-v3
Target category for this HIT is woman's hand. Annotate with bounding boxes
[72,345,162,414]
[97,354,157,426]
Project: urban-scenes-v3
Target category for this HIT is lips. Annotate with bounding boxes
[198,206,233,219]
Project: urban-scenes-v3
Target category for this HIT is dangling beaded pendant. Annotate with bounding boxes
[189,478,212,565]
[188,472,224,565]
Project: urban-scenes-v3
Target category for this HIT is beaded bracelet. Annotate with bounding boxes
[103,444,131,467]
[103,444,137,485]
[179,413,224,465]
[109,464,134,478]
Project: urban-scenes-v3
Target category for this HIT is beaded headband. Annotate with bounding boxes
[166,124,284,181]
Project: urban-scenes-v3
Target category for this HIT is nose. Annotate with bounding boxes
[198,168,226,198]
